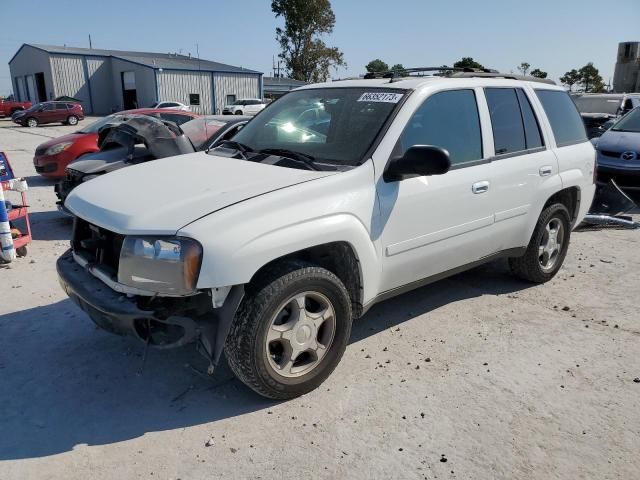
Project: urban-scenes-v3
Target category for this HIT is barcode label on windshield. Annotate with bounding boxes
[358,92,403,103]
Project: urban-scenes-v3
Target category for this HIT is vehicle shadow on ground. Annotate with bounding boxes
[0,260,531,460]
[25,210,72,241]
[22,174,58,188]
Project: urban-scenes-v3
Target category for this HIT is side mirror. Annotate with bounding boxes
[383,145,451,182]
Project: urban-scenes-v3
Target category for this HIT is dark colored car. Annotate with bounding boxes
[33,108,199,178]
[12,101,84,128]
[592,107,640,191]
[572,94,640,138]
[55,115,249,210]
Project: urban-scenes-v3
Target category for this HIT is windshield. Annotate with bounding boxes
[573,96,621,115]
[181,117,226,149]
[611,108,640,133]
[77,115,117,134]
[226,87,405,166]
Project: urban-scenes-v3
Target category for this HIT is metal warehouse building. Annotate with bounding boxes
[9,43,263,115]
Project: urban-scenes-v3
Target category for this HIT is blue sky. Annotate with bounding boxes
[1,0,638,95]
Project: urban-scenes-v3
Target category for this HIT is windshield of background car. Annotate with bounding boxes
[181,118,226,149]
[573,96,621,115]
[229,87,406,166]
[77,115,117,134]
[611,108,640,133]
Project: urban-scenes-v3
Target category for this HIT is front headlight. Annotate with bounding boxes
[44,142,73,156]
[118,237,202,295]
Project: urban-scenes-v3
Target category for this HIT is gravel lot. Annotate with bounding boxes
[1,118,639,480]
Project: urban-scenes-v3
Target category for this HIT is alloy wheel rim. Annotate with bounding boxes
[69,117,77,125]
[538,218,564,272]
[265,291,337,378]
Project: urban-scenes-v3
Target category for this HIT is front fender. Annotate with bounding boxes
[192,213,381,305]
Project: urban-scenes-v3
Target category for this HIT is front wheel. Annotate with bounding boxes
[234,110,243,115]
[509,203,571,283]
[66,115,79,126]
[26,117,38,128]
[225,262,353,400]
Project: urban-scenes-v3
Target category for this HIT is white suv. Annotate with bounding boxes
[57,70,596,399]
[222,98,266,116]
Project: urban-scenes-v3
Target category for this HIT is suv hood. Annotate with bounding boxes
[65,152,336,234]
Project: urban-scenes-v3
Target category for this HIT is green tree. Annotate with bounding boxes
[390,63,407,76]
[517,62,531,76]
[560,69,581,91]
[578,62,605,93]
[271,0,346,82]
[365,59,389,74]
[453,57,485,70]
[530,68,548,79]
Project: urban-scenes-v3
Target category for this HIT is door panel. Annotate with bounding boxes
[377,89,495,292]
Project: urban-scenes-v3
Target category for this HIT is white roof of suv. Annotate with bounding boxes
[300,73,559,92]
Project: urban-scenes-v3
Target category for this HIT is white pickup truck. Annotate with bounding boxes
[57,69,596,399]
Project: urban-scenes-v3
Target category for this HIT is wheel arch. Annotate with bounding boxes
[248,241,365,319]
[543,186,581,225]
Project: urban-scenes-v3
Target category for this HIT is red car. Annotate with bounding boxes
[0,98,32,118]
[13,101,84,127]
[33,108,199,178]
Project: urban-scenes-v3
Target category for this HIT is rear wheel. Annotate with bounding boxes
[66,115,78,126]
[225,261,353,400]
[509,203,571,283]
[26,117,38,128]
[234,110,243,115]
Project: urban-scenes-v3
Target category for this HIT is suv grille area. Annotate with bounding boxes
[72,217,125,279]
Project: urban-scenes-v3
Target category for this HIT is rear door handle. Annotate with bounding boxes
[539,166,553,177]
[472,181,490,194]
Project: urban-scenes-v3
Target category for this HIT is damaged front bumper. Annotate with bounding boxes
[57,250,243,367]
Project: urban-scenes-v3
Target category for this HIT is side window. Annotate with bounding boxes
[159,113,192,125]
[485,88,526,154]
[43,103,55,111]
[399,89,482,166]
[535,90,587,147]
[516,89,543,149]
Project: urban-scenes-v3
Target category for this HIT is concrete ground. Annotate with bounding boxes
[0,118,639,480]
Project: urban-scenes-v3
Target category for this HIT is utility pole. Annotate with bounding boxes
[89,34,92,49]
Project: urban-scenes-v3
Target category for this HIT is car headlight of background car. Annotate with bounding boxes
[44,142,73,156]
[118,237,202,295]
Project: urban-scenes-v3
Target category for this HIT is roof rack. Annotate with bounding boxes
[362,66,556,85]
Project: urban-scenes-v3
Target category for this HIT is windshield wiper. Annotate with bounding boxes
[258,148,320,171]
[210,140,254,157]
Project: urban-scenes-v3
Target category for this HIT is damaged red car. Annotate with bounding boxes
[33,108,199,178]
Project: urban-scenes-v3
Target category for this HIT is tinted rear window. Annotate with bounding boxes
[485,88,526,154]
[535,90,587,147]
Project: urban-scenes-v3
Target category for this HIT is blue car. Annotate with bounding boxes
[592,107,640,191]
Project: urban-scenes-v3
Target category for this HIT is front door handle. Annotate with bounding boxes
[539,166,553,177]
[472,181,490,194]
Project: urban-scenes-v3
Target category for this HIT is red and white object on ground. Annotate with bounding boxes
[1,152,31,263]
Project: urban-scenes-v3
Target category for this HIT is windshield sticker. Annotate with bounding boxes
[358,92,403,103]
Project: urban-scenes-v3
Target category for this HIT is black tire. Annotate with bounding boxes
[16,246,27,257]
[509,203,571,283]
[225,261,353,400]
[234,110,243,115]
[66,115,78,126]
[26,117,38,128]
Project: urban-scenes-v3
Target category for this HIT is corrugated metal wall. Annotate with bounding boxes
[213,73,261,114]
[50,55,92,111]
[157,70,212,114]
[86,57,114,114]
[8,45,56,102]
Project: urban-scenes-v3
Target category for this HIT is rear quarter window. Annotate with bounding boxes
[535,90,587,147]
